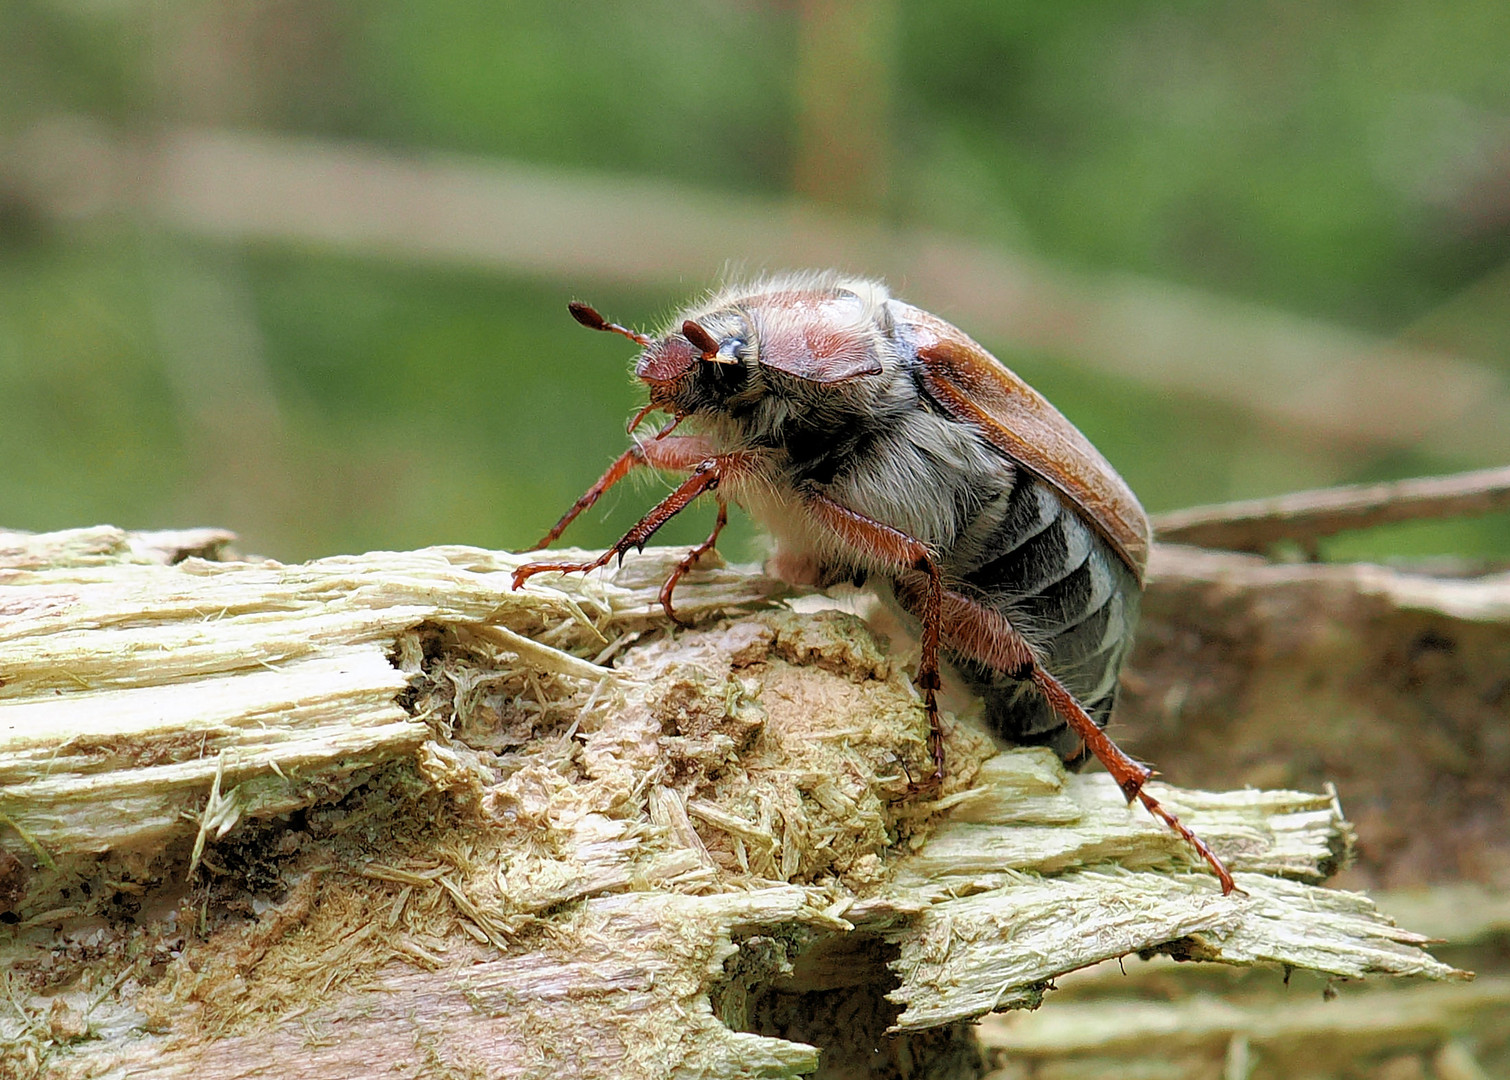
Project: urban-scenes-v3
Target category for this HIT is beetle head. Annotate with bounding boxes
[569,301,748,418]
[634,324,737,386]
[569,278,892,425]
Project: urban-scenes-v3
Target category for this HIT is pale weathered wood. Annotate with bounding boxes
[978,978,1510,1079]
[60,889,832,1080]
[0,540,783,864]
[0,525,237,569]
[0,528,1465,1080]
[859,755,1449,1032]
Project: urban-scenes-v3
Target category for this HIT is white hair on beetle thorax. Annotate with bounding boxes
[669,271,893,335]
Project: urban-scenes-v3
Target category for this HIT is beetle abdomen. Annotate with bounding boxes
[950,475,1142,766]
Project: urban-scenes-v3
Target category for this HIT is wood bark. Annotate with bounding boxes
[0,526,1472,1079]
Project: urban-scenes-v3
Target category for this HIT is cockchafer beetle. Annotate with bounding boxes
[514,273,1233,894]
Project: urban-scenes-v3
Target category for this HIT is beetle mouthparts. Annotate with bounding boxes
[626,402,658,435]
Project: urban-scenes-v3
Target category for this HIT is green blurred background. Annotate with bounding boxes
[2,0,1508,563]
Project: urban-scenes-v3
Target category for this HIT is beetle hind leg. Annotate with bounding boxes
[892,573,1235,894]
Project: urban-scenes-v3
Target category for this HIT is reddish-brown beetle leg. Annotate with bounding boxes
[1025,666,1153,803]
[1134,789,1235,894]
[531,443,646,551]
[803,494,947,789]
[528,427,718,550]
[1031,664,1235,893]
[658,501,729,626]
[513,456,738,597]
[890,574,1235,894]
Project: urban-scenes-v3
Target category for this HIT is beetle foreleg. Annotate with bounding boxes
[528,428,717,549]
[513,453,747,598]
[804,495,947,785]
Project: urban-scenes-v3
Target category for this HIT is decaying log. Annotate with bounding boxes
[0,526,1467,1079]
[1122,542,1510,890]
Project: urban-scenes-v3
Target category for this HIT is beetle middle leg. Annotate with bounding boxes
[803,494,947,786]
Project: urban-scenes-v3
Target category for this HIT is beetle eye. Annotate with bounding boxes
[715,339,743,364]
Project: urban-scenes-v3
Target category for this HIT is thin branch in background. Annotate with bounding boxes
[1153,465,1510,554]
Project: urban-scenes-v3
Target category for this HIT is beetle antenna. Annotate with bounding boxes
[570,301,651,347]
[682,319,738,365]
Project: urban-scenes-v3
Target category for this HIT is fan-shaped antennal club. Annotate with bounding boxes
[682,319,738,364]
[568,301,651,347]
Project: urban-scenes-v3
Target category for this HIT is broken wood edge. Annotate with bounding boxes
[0,541,788,871]
[0,525,240,570]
